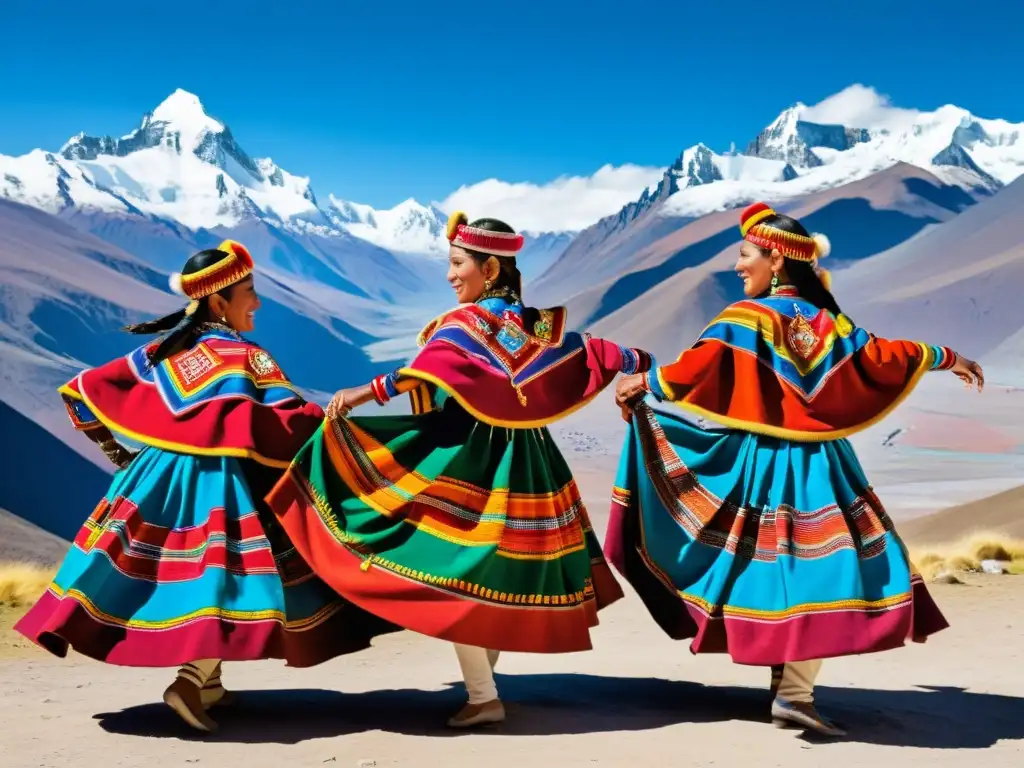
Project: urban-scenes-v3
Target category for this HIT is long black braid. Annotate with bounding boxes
[123,248,242,366]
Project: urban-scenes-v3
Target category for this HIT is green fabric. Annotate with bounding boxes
[294,398,605,602]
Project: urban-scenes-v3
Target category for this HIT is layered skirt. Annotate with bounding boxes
[266,398,623,653]
[604,402,948,665]
[16,446,396,666]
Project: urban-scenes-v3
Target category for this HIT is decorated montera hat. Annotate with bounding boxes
[739,202,834,288]
[446,211,524,258]
[740,202,832,263]
[169,239,254,316]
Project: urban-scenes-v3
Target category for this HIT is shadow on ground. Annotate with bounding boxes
[94,673,1024,749]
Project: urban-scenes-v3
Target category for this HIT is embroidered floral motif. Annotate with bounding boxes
[475,316,493,334]
[248,348,280,377]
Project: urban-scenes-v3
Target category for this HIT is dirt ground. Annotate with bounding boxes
[2,574,1022,768]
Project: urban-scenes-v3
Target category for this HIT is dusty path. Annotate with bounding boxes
[2,575,1022,768]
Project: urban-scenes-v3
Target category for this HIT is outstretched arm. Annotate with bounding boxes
[860,337,984,392]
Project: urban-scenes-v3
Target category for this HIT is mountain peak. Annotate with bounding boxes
[769,103,807,125]
[149,89,223,137]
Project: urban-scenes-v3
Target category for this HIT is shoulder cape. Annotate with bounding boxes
[399,303,652,427]
[649,296,956,441]
[60,329,325,467]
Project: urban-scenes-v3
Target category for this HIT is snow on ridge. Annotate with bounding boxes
[150,88,226,149]
[328,195,447,256]
[652,91,1024,222]
[4,84,1023,255]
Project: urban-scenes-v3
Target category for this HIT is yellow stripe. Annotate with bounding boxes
[162,358,297,399]
[77,384,292,468]
[655,367,679,401]
[179,252,235,283]
[739,206,774,236]
[666,347,931,442]
[47,584,341,630]
[320,422,588,555]
[713,306,838,375]
[680,590,912,619]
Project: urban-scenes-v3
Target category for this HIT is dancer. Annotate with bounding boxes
[609,202,984,737]
[16,241,395,733]
[267,212,653,728]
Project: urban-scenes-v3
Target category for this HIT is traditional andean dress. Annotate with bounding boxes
[266,295,653,653]
[605,288,951,665]
[16,325,395,666]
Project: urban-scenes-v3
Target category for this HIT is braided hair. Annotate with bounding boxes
[123,249,245,366]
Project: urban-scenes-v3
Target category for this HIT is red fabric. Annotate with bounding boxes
[270,473,620,653]
[73,498,278,581]
[406,331,647,426]
[14,590,393,668]
[605,499,949,665]
[67,337,324,466]
[451,226,524,255]
[657,335,933,437]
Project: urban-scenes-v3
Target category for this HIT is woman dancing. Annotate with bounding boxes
[16,241,394,733]
[266,212,653,728]
[609,202,984,737]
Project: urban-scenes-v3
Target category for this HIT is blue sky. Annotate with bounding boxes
[1,0,1021,209]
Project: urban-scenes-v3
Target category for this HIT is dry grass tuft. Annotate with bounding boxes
[0,562,55,608]
[909,531,1024,582]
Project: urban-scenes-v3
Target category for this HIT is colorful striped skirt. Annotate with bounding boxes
[16,446,397,667]
[267,398,623,653]
[604,402,948,665]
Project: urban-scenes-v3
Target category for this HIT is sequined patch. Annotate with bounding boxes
[534,309,555,341]
[787,312,819,359]
[496,320,528,357]
[248,348,280,377]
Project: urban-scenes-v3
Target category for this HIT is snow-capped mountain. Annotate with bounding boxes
[747,102,1022,185]
[328,196,449,257]
[643,100,1022,224]
[0,90,450,258]
[530,96,1023,300]
[0,89,586,264]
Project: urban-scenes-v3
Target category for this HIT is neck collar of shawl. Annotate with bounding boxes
[195,321,244,341]
[476,292,522,319]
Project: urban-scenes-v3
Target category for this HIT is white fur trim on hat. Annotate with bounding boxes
[811,233,831,259]
[169,272,186,296]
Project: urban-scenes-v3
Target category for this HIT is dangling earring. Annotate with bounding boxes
[483,279,493,291]
[770,273,779,294]
[220,316,227,323]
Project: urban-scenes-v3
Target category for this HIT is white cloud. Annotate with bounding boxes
[802,84,922,130]
[436,163,664,234]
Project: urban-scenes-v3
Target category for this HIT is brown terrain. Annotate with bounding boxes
[2,468,1023,767]
[897,484,1024,544]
